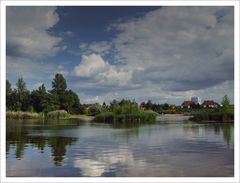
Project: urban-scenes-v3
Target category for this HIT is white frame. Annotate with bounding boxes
[1,1,239,183]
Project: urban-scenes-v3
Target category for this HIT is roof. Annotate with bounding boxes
[202,100,219,106]
[181,100,194,106]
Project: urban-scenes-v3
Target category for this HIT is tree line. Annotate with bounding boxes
[6,73,82,114]
[6,73,233,118]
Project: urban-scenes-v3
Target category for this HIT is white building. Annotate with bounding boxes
[191,97,201,105]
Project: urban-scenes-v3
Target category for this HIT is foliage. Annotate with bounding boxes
[221,95,231,114]
[6,74,81,115]
[46,110,70,119]
[94,99,158,123]
[86,104,102,116]
[190,96,234,122]
[30,84,48,112]
[51,73,67,95]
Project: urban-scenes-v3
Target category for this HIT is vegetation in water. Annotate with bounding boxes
[46,110,70,119]
[94,99,158,123]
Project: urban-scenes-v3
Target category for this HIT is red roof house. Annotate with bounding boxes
[181,101,195,108]
[202,100,220,108]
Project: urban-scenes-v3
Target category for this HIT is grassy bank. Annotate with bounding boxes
[6,111,43,119]
[7,110,71,120]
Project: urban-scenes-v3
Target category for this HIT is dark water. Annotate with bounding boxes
[6,118,234,177]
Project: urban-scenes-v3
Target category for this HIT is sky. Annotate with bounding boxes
[6,6,234,104]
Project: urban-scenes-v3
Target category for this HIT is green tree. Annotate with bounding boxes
[16,78,30,111]
[62,90,81,114]
[101,102,109,112]
[6,80,13,110]
[31,84,48,112]
[51,73,68,110]
[51,74,67,95]
[87,104,101,116]
[42,93,60,113]
[221,95,231,114]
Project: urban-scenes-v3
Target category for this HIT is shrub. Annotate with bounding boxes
[94,110,158,123]
[46,110,70,119]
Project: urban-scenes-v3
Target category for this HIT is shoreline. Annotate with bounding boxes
[69,114,94,121]
[159,113,192,117]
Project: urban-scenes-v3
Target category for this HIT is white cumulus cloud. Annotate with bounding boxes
[73,54,132,87]
[73,54,109,77]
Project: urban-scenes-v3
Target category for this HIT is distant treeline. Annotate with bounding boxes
[6,73,234,122]
[6,74,82,114]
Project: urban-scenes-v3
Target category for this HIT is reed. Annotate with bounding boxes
[6,111,42,119]
[94,110,158,123]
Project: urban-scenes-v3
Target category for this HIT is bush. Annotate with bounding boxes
[6,111,41,119]
[86,105,101,116]
[94,110,158,123]
[46,110,70,119]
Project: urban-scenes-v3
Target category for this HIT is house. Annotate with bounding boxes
[202,100,220,108]
[181,101,195,108]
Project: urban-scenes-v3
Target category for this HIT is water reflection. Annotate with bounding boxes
[6,120,78,166]
[6,119,234,177]
[182,123,233,146]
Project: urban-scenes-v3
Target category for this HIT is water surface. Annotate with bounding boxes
[6,118,234,177]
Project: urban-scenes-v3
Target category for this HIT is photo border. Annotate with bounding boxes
[1,1,239,183]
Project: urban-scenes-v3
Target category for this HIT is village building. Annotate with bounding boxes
[181,101,195,108]
[202,100,220,108]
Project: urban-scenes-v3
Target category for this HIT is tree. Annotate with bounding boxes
[221,95,231,114]
[16,78,30,111]
[51,74,67,95]
[101,102,109,112]
[62,90,81,114]
[6,80,13,110]
[42,93,60,113]
[31,84,48,112]
[87,105,101,116]
[146,100,153,110]
[51,73,68,110]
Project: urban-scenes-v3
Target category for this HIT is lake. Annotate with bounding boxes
[6,118,234,177]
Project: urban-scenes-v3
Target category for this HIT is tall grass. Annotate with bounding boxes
[6,111,43,119]
[190,110,234,122]
[46,110,70,119]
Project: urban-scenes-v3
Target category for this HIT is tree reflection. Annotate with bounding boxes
[182,123,233,146]
[48,136,77,166]
[6,120,78,166]
[222,124,233,146]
